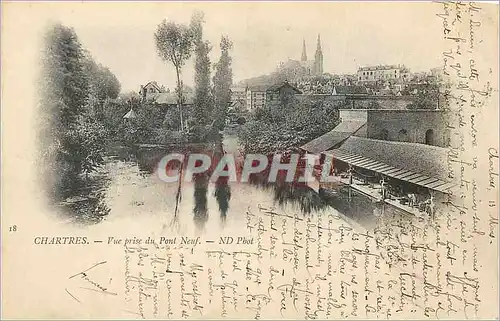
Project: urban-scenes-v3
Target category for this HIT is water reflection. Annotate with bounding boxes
[320,185,380,228]
[248,174,328,215]
[193,174,209,231]
[245,163,386,228]
[60,142,392,231]
[214,177,231,223]
[58,171,111,225]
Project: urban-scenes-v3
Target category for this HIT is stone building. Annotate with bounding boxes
[338,109,449,147]
[301,108,456,197]
[245,82,302,111]
[357,64,411,84]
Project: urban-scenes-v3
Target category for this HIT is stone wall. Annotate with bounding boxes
[365,110,450,147]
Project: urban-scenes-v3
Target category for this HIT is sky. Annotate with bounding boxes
[19,2,448,93]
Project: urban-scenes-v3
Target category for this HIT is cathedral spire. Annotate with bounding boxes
[316,33,322,51]
[314,34,323,75]
[301,39,307,61]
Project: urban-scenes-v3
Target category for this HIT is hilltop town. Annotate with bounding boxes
[139,35,446,114]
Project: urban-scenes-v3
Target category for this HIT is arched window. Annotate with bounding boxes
[380,129,389,140]
[398,129,408,142]
[425,129,435,145]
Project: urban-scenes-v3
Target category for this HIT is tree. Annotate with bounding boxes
[39,24,89,200]
[39,23,110,200]
[82,53,121,122]
[155,20,194,131]
[83,53,121,102]
[40,24,89,131]
[212,35,233,130]
[191,11,213,126]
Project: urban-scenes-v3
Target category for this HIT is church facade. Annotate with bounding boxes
[276,34,324,79]
[300,34,324,76]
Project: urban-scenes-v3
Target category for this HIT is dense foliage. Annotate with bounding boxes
[39,23,119,201]
[238,97,340,154]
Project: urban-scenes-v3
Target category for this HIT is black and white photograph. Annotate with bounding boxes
[1,1,498,319]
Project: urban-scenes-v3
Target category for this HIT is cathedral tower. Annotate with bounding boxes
[301,39,307,61]
[314,34,323,75]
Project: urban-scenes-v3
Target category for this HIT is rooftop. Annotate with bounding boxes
[334,136,451,182]
[358,64,408,71]
[266,82,302,93]
[300,120,366,154]
[247,82,302,93]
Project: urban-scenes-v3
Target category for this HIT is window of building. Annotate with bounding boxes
[149,88,154,93]
[425,129,435,145]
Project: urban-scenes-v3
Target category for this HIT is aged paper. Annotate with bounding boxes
[1,1,499,320]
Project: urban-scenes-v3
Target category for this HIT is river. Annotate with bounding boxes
[58,131,411,232]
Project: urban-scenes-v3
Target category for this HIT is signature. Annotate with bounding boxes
[66,261,117,303]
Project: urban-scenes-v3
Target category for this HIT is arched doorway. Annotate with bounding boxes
[425,129,434,145]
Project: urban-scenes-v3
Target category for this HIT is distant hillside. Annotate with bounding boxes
[237,62,335,88]
[237,59,312,88]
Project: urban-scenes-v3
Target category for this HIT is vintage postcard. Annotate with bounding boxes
[1,1,499,319]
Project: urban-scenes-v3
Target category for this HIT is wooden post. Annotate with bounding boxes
[380,176,386,200]
[348,164,353,202]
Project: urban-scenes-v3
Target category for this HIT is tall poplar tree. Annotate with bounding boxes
[212,36,233,130]
[191,11,213,127]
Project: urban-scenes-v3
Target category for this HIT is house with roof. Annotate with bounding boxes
[265,81,302,106]
[139,81,194,108]
[245,81,302,111]
[139,81,167,101]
